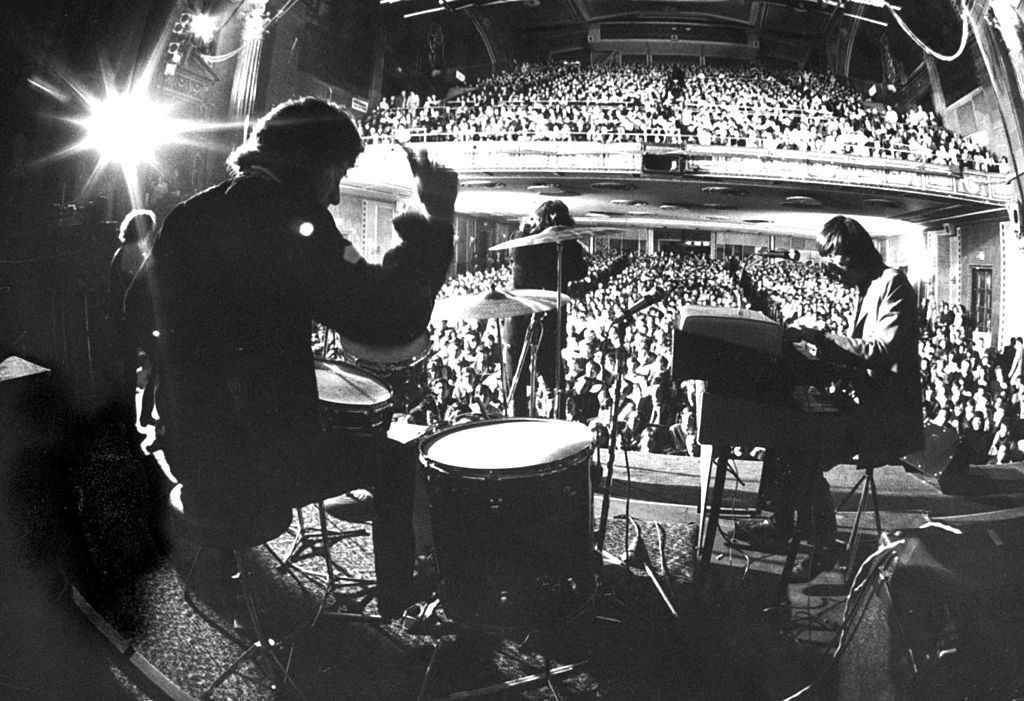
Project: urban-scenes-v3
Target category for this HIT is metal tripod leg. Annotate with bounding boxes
[278,502,367,581]
[201,548,310,701]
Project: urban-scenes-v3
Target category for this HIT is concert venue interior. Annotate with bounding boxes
[3,1,1024,699]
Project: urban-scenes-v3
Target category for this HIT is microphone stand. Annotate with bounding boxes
[596,335,628,552]
[595,287,677,551]
[554,240,566,420]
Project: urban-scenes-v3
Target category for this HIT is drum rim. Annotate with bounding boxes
[419,417,595,474]
[314,358,393,410]
[331,331,432,367]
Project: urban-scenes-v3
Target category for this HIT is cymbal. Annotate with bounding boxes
[489,226,624,251]
[432,288,570,321]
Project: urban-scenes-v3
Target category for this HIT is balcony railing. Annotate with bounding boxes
[355,135,1011,204]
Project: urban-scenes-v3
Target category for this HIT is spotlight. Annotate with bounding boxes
[172,12,193,35]
[77,90,182,166]
[190,13,218,44]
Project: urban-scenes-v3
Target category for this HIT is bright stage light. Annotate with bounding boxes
[77,90,183,166]
[190,13,218,44]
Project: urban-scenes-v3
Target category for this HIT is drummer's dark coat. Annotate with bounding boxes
[125,172,452,515]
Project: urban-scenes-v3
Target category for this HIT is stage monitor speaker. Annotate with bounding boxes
[828,518,1024,700]
[900,423,961,477]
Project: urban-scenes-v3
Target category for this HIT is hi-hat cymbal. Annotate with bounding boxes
[489,226,624,251]
[432,288,570,321]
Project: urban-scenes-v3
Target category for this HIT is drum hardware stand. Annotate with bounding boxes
[503,314,543,418]
[526,322,544,418]
[278,501,368,581]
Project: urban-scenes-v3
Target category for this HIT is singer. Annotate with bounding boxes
[501,200,588,417]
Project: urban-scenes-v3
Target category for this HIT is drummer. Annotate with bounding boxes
[125,97,457,619]
[502,200,588,417]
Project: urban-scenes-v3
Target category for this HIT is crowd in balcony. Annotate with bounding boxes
[390,251,1023,465]
[361,61,1005,172]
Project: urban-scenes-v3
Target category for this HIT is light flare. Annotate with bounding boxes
[76,90,185,166]
[190,13,218,44]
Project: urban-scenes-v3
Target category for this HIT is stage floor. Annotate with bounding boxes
[6,422,1024,701]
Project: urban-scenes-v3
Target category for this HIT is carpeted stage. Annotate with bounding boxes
[5,418,1024,700]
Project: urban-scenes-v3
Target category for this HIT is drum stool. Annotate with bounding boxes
[169,484,307,700]
[776,455,897,595]
[835,457,893,575]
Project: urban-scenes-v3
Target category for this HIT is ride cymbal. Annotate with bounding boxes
[489,226,623,251]
[432,288,570,321]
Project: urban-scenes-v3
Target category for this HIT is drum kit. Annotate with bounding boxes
[310,226,634,644]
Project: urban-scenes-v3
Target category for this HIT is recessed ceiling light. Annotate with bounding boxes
[782,195,823,207]
[863,198,902,209]
[590,182,636,191]
[701,185,747,197]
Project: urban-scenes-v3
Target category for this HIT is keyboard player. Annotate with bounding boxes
[731,216,923,582]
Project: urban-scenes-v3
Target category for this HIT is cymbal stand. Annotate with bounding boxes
[504,314,542,418]
[527,322,543,417]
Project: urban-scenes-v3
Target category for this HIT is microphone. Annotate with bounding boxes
[755,248,801,262]
[612,289,667,327]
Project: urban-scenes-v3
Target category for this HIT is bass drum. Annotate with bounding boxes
[419,418,596,632]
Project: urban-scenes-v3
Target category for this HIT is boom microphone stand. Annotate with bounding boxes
[595,288,669,551]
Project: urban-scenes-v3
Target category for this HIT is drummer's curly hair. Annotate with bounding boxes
[533,200,574,230]
[227,97,363,177]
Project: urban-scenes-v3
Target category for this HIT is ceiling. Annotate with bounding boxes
[451,169,1002,237]
[384,0,897,68]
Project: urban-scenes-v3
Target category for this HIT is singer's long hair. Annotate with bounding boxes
[529,199,574,233]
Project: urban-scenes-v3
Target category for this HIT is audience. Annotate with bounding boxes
[363,61,1004,172]
[344,249,1021,467]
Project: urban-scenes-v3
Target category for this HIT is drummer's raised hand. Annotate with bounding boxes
[403,145,458,222]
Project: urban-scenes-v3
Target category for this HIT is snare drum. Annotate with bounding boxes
[334,333,431,414]
[315,360,393,433]
[419,418,596,632]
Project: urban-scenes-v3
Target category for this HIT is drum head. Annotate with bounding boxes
[422,418,593,471]
[315,360,391,407]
